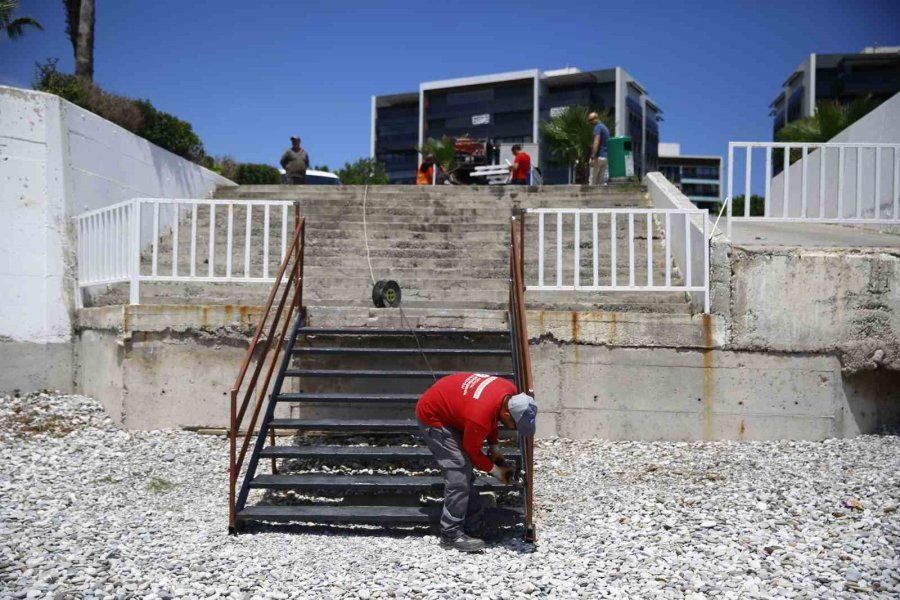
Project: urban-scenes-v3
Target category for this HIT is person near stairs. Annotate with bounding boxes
[508,145,531,185]
[416,373,537,552]
[280,136,310,185]
[416,154,441,185]
[588,112,610,186]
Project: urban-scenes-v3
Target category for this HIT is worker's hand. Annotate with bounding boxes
[489,445,507,467]
[490,464,514,485]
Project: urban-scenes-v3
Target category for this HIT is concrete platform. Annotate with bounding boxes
[729,221,900,248]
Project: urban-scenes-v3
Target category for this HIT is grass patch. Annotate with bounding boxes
[147,477,178,493]
[4,407,75,437]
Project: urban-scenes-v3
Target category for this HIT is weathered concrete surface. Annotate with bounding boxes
[730,246,900,372]
[0,340,74,393]
[74,305,287,429]
[528,310,726,349]
[534,343,881,440]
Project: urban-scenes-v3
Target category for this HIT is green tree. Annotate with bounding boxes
[63,0,94,80]
[134,100,206,162]
[540,106,614,183]
[416,136,457,174]
[336,158,389,185]
[717,194,765,217]
[313,164,330,172]
[775,96,875,167]
[776,96,875,144]
[1,1,43,41]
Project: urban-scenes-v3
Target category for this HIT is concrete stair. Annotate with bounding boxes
[89,185,694,315]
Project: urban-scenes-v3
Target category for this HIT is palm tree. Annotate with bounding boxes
[540,106,614,183]
[774,96,875,169]
[776,96,875,144]
[1,1,43,41]
[63,0,94,80]
[416,136,457,174]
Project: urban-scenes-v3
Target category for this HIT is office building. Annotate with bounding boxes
[372,67,661,184]
[658,143,722,208]
[770,46,900,136]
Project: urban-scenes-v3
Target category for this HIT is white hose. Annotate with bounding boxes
[362,183,376,285]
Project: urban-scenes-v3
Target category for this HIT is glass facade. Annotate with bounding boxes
[659,158,721,206]
[424,80,534,143]
[375,99,419,183]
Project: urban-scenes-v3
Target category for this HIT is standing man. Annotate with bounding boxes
[416,372,537,553]
[280,136,309,185]
[588,112,610,186]
[508,144,531,185]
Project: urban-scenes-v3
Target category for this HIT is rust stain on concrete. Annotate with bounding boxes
[739,419,746,439]
[702,314,715,440]
[608,313,618,345]
[571,311,579,341]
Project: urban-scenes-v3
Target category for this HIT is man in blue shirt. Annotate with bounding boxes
[588,112,610,186]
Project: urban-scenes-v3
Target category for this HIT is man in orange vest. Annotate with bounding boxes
[416,154,439,185]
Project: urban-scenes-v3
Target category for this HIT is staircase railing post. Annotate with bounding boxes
[129,199,141,304]
[229,388,237,534]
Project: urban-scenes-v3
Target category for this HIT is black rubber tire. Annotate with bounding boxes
[372,280,386,308]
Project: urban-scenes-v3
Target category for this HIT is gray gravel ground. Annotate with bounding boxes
[1,392,898,600]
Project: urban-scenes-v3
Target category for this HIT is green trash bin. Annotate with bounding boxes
[607,136,634,180]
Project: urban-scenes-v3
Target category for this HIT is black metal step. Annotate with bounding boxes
[248,474,514,491]
[284,369,515,379]
[259,445,522,460]
[268,418,419,432]
[275,392,421,403]
[236,505,524,525]
[298,328,510,336]
[292,347,511,356]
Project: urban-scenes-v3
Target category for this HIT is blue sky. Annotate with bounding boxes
[2,0,898,171]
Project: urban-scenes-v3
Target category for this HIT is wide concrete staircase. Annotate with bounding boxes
[92,185,693,316]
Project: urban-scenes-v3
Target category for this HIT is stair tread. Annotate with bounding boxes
[249,474,513,490]
[292,347,511,356]
[275,392,422,403]
[269,418,419,431]
[299,327,510,335]
[259,445,521,458]
[284,369,515,378]
[236,505,524,524]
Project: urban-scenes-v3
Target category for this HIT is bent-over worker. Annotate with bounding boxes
[416,372,537,552]
[416,154,440,185]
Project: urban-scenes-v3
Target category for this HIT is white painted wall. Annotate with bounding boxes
[768,92,900,219]
[0,86,232,344]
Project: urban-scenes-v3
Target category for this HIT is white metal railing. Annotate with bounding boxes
[526,208,710,313]
[75,198,295,304]
[727,142,900,236]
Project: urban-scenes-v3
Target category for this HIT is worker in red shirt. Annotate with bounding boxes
[508,144,531,185]
[416,372,537,552]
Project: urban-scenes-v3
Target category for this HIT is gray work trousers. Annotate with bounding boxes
[418,420,485,538]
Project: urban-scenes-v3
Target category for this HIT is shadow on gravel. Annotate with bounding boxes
[235,522,536,553]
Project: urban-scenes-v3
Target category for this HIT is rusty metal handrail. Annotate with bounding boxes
[510,211,536,541]
[229,214,306,533]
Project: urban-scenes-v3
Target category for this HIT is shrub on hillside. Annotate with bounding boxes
[234,163,280,185]
[32,59,206,164]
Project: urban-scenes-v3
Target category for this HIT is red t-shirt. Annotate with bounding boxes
[416,373,516,472]
[512,152,531,181]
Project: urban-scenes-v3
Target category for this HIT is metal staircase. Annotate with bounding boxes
[228,211,536,540]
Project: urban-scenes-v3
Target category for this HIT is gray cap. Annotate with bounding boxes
[508,392,537,437]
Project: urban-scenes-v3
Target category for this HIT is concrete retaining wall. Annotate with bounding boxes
[73,304,898,439]
[0,86,232,393]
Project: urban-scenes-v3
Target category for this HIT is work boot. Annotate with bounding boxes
[440,533,485,553]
